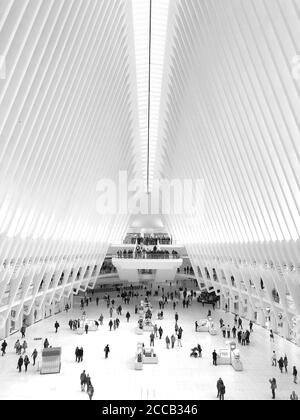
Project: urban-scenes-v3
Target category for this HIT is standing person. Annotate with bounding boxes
[80,370,87,392]
[44,338,49,349]
[126,312,130,322]
[1,340,7,356]
[270,329,275,342]
[154,324,158,338]
[85,324,89,334]
[87,383,94,400]
[99,314,104,326]
[195,321,198,332]
[17,355,24,372]
[109,307,113,318]
[104,345,110,359]
[24,355,30,372]
[175,312,179,323]
[221,325,226,338]
[79,347,84,362]
[165,336,170,349]
[150,332,155,347]
[158,326,163,339]
[219,381,226,400]
[86,374,91,390]
[177,330,182,347]
[212,350,217,366]
[31,349,38,366]
[283,355,288,373]
[216,378,223,399]
[171,334,176,349]
[249,321,253,332]
[96,297,99,306]
[226,325,230,339]
[108,320,113,331]
[269,378,277,399]
[293,366,297,384]
[232,326,237,339]
[54,321,60,333]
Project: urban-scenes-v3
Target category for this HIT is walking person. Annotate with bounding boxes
[171,334,176,349]
[96,297,99,306]
[269,378,277,399]
[1,340,7,356]
[43,338,49,349]
[17,355,24,372]
[108,319,113,331]
[87,383,94,400]
[75,347,80,362]
[104,344,110,359]
[32,349,38,366]
[158,326,163,339]
[150,332,155,347]
[126,312,130,322]
[154,324,158,338]
[24,355,30,372]
[270,329,275,342]
[290,391,299,400]
[177,330,182,347]
[271,351,277,367]
[85,324,89,334]
[293,366,297,384]
[99,314,104,325]
[278,357,284,373]
[22,340,28,354]
[20,325,26,338]
[165,336,170,349]
[283,355,288,373]
[80,370,87,392]
[54,321,60,333]
[175,312,179,323]
[79,347,84,362]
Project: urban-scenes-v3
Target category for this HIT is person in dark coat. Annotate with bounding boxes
[104,345,110,359]
[54,321,60,333]
[79,347,84,362]
[75,347,80,362]
[80,370,87,391]
[108,320,113,331]
[43,338,49,348]
[1,340,7,356]
[24,355,30,372]
[158,326,163,339]
[278,357,284,373]
[212,350,217,366]
[85,324,89,334]
[17,356,24,372]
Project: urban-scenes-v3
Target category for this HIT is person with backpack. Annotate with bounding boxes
[269,378,277,399]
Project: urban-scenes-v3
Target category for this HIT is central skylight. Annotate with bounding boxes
[131,0,170,193]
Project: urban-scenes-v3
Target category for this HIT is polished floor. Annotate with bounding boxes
[0,288,299,400]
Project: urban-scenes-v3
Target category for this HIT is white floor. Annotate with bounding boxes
[1,289,300,400]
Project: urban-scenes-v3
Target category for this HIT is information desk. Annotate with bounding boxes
[40,347,61,374]
[216,348,231,365]
[142,348,158,364]
[196,319,210,332]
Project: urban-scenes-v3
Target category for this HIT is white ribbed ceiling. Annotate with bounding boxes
[0,0,299,336]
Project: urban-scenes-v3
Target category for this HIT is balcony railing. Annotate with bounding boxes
[114,252,180,260]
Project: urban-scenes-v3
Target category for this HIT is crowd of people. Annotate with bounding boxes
[0,279,299,401]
